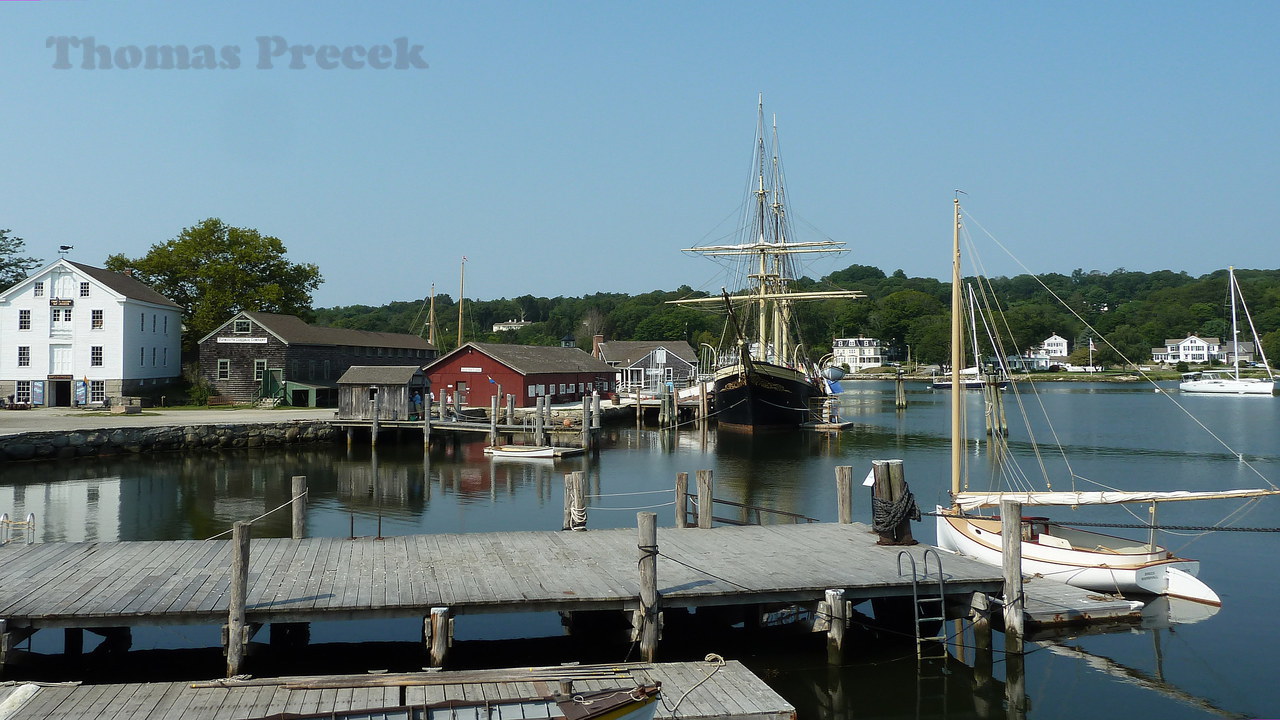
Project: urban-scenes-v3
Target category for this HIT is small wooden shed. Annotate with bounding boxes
[336,366,429,421]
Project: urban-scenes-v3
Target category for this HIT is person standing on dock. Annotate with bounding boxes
[412,391,423,418]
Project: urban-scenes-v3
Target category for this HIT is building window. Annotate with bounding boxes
[16,381,30,403]
[163,347,168,366]
[254,360,266,381]
[91,346,103,367]
[91,309,104,329]
[33,282,43,297]
[79,282,90,297]
[151,347,156,366]
[234,319,250,333]
[217,359,230,380]
[140,347,145,366]
[528,386,536,397]
[17,346,30,367]
[18,309,30,330]
[151,315,156,333]
[140,312,145,331]
[163,316,167,334]
[89,380,105,403]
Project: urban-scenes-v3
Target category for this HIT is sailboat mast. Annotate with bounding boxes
[951,199,964,499]
[457,257,466,348]
[1229,266,1240,381]
[755,97,769,362]
[770,113,788,366]
[427,284,437,347]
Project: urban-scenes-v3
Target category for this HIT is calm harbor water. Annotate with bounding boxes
[2,380,1278,719]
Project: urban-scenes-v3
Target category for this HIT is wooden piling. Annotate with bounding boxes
[423,395,432,446]
[637,512,659,662]
[489,395,499,444]
[563,471,586,531]
[291,476,307,540]
[591,391,601,429]
[835,466,854,524]
[675,472,690,528]
[895,371,907,408]
[1001,500,1025,650]
[581,395,591,449]
[506,393,516,426]
[699,382,708,426]
[696,470,714,529]
[970,591,993,690]
[872,459,916,544]
[225,521,250,677]
[427,607,451,668]
[370,391,381,448]
[825,588,847,663]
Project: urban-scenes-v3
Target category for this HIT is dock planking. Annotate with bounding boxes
[0,661,795,720]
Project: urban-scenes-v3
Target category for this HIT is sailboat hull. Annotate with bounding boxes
[713,362,818,432]
[934,509,1220,605]
[1178,377,1274,395]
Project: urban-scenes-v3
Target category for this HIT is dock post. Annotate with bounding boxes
[225,521,251,677]
[346,427,353,450]
[563,471,586,530]
[695,469,714,529]
[423,395,432,446]
[699,382,708,426]
[637,512,660,662]
[371,390,381,448]
[291,475,307,539]
[835,466,854,524]
[426,607,452,668]
[675,472,690,528]
[872,459,917,544]
[506,394,516,426]
[970,591,993,690]
[1001,500,1025,650]
[592,390,601,429]
[489,395,499,445]
[824,588,848,663]
[895,370,907,408]
[581,395,591,450]
[535,397,546,445]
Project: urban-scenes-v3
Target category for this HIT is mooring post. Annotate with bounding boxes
[970,591,993,690]
[489,395,499,444]
[506,393,516,426]
[695,469,714,529]
[825,588,847,663]
[426,607,452,668]
[674,472,690,528]
[423,394,432,446]
[581,395,591,450]
[291,475,307,539]
[1001,499,1025,652]
[699,382,708,426]
[563,471,586,530]
[895,370,907,409]
[872,459,916,544]
[835,466,854,524]
[591,390,601,429]
[370,390,381,448]
[225,521,251,677]
[637,512,660,662]
[535,397,546,445]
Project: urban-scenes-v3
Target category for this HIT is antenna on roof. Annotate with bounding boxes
[58,245,73,256]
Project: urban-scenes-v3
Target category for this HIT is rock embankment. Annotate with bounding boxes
[0,421,340,462]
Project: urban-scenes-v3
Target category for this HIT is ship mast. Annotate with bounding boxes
[951,198,964,500]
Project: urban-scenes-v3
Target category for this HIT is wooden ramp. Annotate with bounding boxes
[0,523,1004,630]
[0,660,795,720]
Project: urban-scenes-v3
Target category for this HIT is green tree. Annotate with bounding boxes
[0,229,41,289]
[106,218,322,351]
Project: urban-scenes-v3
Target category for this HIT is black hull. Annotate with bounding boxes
[714,363,819,432]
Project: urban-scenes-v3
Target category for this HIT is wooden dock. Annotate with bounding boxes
[0,660,796,720]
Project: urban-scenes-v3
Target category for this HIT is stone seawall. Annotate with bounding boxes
[0,421,341,462]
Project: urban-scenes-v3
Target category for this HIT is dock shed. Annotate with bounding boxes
[423,342,615,409]
[337,365,429,421]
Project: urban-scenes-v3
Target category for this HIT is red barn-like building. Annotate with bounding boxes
[424,342,616,409]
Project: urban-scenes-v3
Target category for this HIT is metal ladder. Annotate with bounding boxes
[897,548,949,660]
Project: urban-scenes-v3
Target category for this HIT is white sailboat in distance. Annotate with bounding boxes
[1178,266,1275,395]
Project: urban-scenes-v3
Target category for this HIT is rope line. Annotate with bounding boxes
[585,489,674,499]
[661,653,726,715]
[590,501,677,512]
[656,551,755,592]
[204,491,308,540]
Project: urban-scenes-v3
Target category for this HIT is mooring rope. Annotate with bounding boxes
[204,491,308,540]
[872,485,921,533]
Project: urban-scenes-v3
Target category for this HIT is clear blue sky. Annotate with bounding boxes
[3,1,1278,308]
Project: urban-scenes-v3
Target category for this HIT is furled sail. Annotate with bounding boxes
[953,488,1280,511]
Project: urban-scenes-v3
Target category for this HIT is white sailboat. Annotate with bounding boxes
[930,284,1009,390]
[934,199,1280,605]
[1178,267,1275,395]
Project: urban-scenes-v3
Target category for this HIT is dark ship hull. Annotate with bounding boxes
[713,362,820,432]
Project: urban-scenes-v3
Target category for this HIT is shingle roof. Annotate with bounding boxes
[66,261,181,308]
[241,312,433,350]
[430,343,615,375]
[596,340,698,366]
[337,365,424,385]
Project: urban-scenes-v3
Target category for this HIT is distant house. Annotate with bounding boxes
[423,342,616,409]
[831,337,885,372]
[1151,335,1220,365]
[592,336,699,393]
[337,365,429,422]
[492,319,533,333]
[1041,333,1070,359]
[197,311,435,406]
[0,259,182,407]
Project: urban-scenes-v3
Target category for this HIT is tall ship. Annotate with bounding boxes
[670,98,863,431]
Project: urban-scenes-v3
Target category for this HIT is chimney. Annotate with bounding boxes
[592,334,604,358]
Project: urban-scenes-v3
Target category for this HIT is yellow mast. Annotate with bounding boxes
[951,198,964,499]
[427,284,437,347]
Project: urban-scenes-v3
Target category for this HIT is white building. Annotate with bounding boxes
[1041,333,1070,359]
[1151,335,1221,365]
[0,260,183,406]
[832,337,885,372]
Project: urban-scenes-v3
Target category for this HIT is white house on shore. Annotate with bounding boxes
[1151,335,1221,365]
[832,337,885,372]
[0,259,182,406]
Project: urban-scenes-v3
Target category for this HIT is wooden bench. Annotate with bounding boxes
[207,395,236,407]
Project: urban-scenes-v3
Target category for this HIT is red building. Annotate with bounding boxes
[423,342,616,409]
